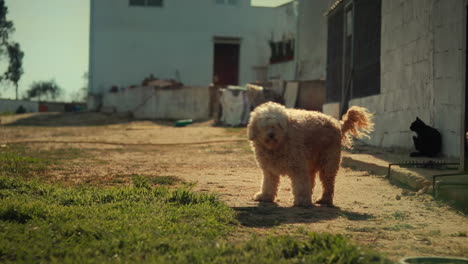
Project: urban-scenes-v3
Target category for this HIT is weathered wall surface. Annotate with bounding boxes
[267,2,297,81]
[0,99,38,113]
[90,0,294,94]
[432,0,466,158]
[296,1,329,81]
[102,86,210,121]
[348,0,465,158]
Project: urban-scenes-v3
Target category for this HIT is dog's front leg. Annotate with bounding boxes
[253,170,279,203]
[291,169,312,207]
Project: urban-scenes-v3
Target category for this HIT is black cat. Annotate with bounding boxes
[409,117,442,157]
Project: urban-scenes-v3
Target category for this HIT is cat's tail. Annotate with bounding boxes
[340,106,374,148]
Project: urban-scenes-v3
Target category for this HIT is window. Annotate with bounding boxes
[269,38,295,64]
[129,0,163,7]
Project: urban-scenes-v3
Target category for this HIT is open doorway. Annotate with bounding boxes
[213,38,240,86]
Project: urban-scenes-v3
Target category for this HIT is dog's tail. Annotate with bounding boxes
[341,106,374,148]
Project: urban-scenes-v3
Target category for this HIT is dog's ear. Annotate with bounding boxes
[247,120,257,140]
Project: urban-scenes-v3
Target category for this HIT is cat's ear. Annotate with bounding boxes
[416,117,421,121]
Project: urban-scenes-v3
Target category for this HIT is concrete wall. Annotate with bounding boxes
[89,0,294,94]
[102,86,210,120]
[296,1,329,81]
[267,2,297,81]
[345,0,466,158]
[267,1,330,82]
[432,0,466,158]
[0,99,38,113]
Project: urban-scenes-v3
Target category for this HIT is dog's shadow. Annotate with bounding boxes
[233,202,374,228]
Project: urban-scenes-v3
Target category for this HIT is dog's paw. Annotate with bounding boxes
[293,197,313,208]
[253,192,274,202]
[315,198,334,207]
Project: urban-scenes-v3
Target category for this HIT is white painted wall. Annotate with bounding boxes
[347,0,466,158]
[267,2,297,80]
[89,0,294,94]
[295,0,329,81]
[102,86,210,120]
[0,99,38,113]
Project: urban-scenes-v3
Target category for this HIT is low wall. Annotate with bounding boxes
[0,99,38,113]
[101,86,210,120]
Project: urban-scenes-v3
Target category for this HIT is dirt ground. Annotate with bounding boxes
[1,112,467,261]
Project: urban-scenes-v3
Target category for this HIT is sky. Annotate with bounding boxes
[0,0,288,101]
[2,0,89,101]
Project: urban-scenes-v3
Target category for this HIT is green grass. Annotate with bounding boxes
[382,224,415,231]
[0,176,236,263]
[450,231,467,237]
[391,211,409,220]
[340,211,375,221]
[131,174,183,187]
[0,150,48,177]
[346,226,377,233]
[0,149,390,263]
[0,176,391,263]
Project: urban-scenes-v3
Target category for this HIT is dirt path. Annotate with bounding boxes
[1,113,467,261]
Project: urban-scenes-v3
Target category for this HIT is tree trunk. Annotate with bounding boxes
[15,84,18,100]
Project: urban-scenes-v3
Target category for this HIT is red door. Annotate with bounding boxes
[213,43,240,86]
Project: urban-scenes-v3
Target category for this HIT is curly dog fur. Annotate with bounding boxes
[248,102,374,207]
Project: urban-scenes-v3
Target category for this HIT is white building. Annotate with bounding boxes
[88,0,296,95]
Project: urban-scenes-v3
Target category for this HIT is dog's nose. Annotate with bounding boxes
[268,132,275,139]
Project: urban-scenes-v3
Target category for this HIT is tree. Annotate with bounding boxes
[70,72,88,102]
[4,42,24,99]
[0,1,24,99]
[26,80,62,101]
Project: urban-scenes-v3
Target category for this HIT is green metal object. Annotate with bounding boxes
[175,119,193,127]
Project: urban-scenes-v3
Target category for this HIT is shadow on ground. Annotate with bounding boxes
[233,203,374,228]
[1,112,185,127]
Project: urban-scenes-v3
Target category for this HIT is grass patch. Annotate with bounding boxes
[346,226,377,233]
[450,231,467,237]
[131,174,183,188]
[391,211,409,220]
[0,176,391,263]
[340,211,375,221]
[0,149,48,177]
[382,224,415,231]
[0,149,389,263]
[0,176,235,263]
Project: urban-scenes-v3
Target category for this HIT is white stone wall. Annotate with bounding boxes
[348,0,465,158]
[296,0,329,81]
[0,99,38,113]
[267,2,298,81]
[89,0,294,94]
[102,86,210,120]
[432,0,466,158]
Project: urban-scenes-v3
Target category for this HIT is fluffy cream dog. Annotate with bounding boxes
[248,102,373,207]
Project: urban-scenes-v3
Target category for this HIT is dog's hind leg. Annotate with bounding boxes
[253,170,280,203]
[316,152,340,206]
[308,162,319,201]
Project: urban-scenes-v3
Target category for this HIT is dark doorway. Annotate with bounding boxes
[464,5,468,170]
[213,42,240,86]
[326,0,381,115]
